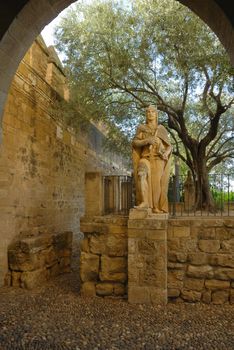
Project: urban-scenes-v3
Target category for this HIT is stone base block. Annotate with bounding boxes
[129,208,152,219]
[128,217,168,305]
[7,231,73,289]
[128,285,167,305]
[129,208,169,220]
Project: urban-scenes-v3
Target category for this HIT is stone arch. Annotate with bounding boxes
[0,0,233,292]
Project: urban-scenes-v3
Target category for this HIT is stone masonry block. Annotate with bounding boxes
[168,251,187,263]
[187,265,214,279]
[106,234,127,257]
[213,268,234,280]
[128,228,147,239]
[128,254,139,284]
[80,252,99,282]
[212,290,229,304]
[80,223,108,234]
[223,219,234,228]
[100,256,127,282]
[150,287,167,305]
[167,238,180,251]
[113,283,126,296]
[184,278,204,291]
[138,239,157,255]
[202,290,211,304]
[128,286,150,304]
[198,240,220,253]
[139,266,166,288]
[90,235,106,255]
[168,262,185,270]
[200,220,224,228]
[81,282,96,297]
[167,271,184,289]
[209,254,234,268]
[173,226,190,238]
[21,268,48,289]
[128,238,136,254]
[96,283,113,296]
[221,238,234,251]
[181,289,201,302]
[187,252,207,266]
[107,225,127,234]
[80,238,89,253]
[128,219,167,230]
[205,279,230,290]
[215,227,231,240]
[8,248,46,272]
[168,288,180,298]
[146,230,167,241]
[191,227,215,240]
[167,226,173,239]
[169,219,190,227]
[179,238,198,252]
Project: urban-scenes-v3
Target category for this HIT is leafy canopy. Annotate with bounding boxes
[54,0,234,171]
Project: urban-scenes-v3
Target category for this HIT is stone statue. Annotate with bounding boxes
[132,105,172,213]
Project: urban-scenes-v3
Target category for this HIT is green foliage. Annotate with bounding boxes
[54,0,234,166]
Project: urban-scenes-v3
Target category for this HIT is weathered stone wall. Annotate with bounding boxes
[6,231,72,289]
[0,36,128,286]
[79,216,234,304]
[168,218,234,304]
[80,216,128,298]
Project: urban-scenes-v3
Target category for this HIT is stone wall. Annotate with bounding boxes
[80,216,128,298]
[79,216,234,304]
[168,218,234,304]
[0,35,128,286]
[6,231,72,289]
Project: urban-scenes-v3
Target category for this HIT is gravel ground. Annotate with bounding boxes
[0,243,233,350]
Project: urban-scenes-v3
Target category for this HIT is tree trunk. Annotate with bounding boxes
[194,161,216,211]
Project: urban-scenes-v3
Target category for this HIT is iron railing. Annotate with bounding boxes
[103,175,133,215]
[169,173,234,217]
[103,173,234,217]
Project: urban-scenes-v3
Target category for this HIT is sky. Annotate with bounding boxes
[41,8,67,48]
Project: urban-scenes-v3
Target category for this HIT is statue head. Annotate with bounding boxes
[146,105,158,124]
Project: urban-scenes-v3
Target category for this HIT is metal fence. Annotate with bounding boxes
[103,175,133,215]
[169,173,234,217]
[103,173,234,217]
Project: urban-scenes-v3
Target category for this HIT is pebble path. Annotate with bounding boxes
[0,246,233,350]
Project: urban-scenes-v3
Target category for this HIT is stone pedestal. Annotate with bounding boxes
[128,211,168,305]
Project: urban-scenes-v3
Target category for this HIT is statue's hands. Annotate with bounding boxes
[146,137,158,145]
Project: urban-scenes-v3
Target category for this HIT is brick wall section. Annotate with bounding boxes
[80,216,128,298]
[168,218,234,304]
[0,36,127,286]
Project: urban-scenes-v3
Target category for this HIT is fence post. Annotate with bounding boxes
[172,175,176,217]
